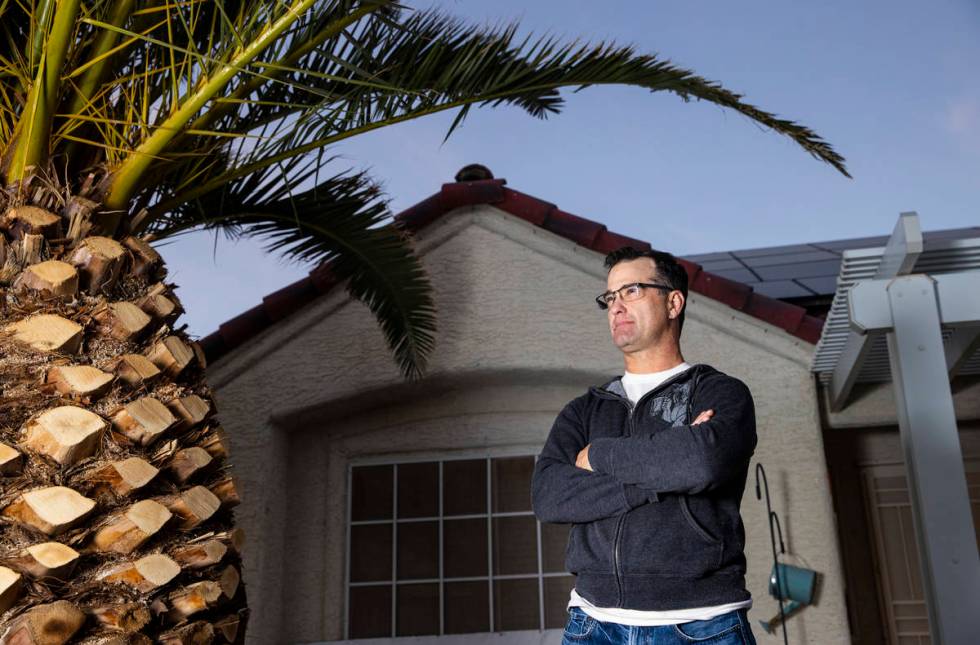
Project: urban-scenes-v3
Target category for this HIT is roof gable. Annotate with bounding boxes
[200,178,824,363]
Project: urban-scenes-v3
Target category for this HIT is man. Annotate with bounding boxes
[531,247,758,644]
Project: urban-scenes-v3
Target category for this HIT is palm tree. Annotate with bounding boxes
[0,1,847,641]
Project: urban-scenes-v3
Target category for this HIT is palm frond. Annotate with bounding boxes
[149,166,436,379]
[146,8,847,216]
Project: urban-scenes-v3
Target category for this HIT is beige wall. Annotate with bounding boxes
[209,206,850,644]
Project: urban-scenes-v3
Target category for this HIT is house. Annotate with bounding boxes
[199,169,980,644]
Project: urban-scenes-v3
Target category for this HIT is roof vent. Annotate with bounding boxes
[454,164,494,182]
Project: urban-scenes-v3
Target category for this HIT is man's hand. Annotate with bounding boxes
[575,410,714,472]
[692,409,714,425]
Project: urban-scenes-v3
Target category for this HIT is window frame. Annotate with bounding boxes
[344,450,570,639]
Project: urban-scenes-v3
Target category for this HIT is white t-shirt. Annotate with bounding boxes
[620,362,693,404]
[567,361,752,625]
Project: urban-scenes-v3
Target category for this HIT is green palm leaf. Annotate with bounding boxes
[150,166,436,379]
[150,9,848,214]
[0,1,849,378]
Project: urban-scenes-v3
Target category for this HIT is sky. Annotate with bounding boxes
[157,0,980,338]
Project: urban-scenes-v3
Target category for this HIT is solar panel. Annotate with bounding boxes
[746,280,814,299]
[703,268,758,284]
[683,227,980,300]
[754,259,843,281]
[738,249,840,268]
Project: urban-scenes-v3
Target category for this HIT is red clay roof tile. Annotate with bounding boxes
[397,193,446,233]
[593,230,652,255]
[690,272,753,312]
[217,304,272,350]
[440,179,506,210]
[198,337,225,361]
[677,259,702,282]
[495,189,555,226]
[743,293,808,335]
[262,280,320,322]
[544,209,606,248]
[795,315,825,344]
[200,177,824,363]
[308,264,339,294]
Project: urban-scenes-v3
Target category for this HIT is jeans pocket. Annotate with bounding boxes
[563,607,597,641]
[672,610,744,642]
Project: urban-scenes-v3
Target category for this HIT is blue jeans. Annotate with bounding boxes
[561,606,757,645]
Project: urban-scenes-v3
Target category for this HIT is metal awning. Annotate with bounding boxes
[812,214,980,408]
[810,212,980,644]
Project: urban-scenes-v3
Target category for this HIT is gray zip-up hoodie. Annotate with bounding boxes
[531,364,757,610]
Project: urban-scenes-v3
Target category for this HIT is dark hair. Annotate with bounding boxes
[603,246,689,332]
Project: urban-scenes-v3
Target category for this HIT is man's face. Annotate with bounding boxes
[605,258,679,353]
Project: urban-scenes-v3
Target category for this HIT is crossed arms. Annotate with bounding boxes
[530,377,756,524]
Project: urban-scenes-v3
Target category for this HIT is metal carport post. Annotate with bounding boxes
[830,214,980,644]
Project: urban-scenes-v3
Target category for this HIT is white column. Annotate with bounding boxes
[885,275,980,644]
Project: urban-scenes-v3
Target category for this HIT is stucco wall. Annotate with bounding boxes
[209,206,849,644]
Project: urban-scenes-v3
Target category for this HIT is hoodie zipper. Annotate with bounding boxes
[595,364,703,607]
[610,399,633,606]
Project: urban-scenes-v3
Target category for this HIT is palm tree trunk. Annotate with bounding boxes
[0,184,247,643]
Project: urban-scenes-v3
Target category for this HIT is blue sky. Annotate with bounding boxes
[159,0,980,337]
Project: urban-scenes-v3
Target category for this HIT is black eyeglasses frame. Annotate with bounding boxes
[595,282,675,310]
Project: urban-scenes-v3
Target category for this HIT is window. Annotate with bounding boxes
[346,455,574,639]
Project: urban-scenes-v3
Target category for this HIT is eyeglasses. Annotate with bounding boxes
[595,282,674,310]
